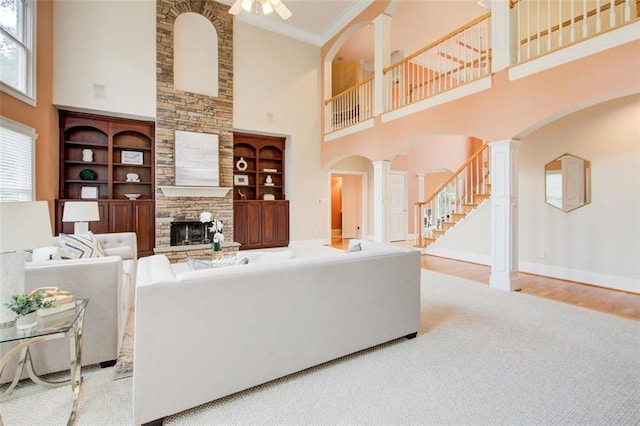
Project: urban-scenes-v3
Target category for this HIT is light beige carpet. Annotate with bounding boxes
[2,270,638,425]
[112,307,134,381]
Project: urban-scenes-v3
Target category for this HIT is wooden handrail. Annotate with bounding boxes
[415,143,488,207]
[383,12,491,74]
[324,76,374,105]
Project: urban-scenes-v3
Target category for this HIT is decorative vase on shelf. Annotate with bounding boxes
[82,149,94,162]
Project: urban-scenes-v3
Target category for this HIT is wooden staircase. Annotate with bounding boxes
[415,144,491,249]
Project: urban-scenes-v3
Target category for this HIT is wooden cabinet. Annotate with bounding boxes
[234,201,289,250]
[56,110,155,257]
[233,132,289,250]
[55,200,155,258]
[233,133,285,201]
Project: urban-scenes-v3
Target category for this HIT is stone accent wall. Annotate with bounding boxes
[155,0,234,249]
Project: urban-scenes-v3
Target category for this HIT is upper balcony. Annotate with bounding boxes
[322,0,639,158]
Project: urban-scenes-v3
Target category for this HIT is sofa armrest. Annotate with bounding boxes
[22,256,124,370]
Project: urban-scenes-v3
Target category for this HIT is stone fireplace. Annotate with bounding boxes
[154,0,234,252]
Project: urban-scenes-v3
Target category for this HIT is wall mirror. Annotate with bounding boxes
[545,153,591,212]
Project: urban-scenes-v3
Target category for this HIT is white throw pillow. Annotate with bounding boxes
[59,231,105,259]
[32,246,61,262]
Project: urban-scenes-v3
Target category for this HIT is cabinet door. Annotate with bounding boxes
[109,201,133,233]
[133,201,155,257]
[261,202,277,246]
[245,202,263,248]
[274,201,290,246]
[233,202,248,248]
[234,201,263,249]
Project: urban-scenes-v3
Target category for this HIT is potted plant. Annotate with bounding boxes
[4,290,55,329]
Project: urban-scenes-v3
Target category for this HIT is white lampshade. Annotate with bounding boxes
[0,201,54,327]
[0,201,53,253]
[62,201,100,234]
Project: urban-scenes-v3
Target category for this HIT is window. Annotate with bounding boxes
[0,0,36,105]
[0,116,37,201]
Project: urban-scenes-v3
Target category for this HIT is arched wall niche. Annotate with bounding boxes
[174,12,219,97]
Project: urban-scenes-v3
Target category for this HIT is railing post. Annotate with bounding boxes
[491,0,517,72]
[488,139,521,292]
[373,13,392,117]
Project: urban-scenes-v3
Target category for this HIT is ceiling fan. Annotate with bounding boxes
[229,0,292,20]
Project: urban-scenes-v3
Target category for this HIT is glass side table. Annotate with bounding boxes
[0,298,89,426]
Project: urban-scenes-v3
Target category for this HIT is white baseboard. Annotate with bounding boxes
[425,247,491,266]
[519,261,640,294]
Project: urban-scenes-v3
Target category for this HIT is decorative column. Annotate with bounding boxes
[488,140,521,291]
[415,174,425,244]
[372,160,392,243]
[490,0,517,72]
[373,13,391,116]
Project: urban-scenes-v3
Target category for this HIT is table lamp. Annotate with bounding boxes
[62,201,100,234]
[0,201,54,327]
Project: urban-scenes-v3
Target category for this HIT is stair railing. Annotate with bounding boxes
[324,76,374,134]
[415,143,490,247]
[512,0,638,63]
[383,12,491,113]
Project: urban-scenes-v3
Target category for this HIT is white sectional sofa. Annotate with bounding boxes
[133,240,421,425]
[0,232,137,383]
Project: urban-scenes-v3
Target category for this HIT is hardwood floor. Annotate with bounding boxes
[331,238,640,321]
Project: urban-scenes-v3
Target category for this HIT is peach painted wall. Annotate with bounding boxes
[0,1,57,224]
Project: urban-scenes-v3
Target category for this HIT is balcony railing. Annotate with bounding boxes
[324,76,374,134]
[324,1,637,135]
[415,144,490,248]
[513,0,638,62]
[383,13,491,113]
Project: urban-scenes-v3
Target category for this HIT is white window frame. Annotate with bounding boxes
[0,0,37,106]
[0,115,37,201]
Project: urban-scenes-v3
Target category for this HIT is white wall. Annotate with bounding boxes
[233,22,326,242]
[52,0,156,119]
[518,94,640,292]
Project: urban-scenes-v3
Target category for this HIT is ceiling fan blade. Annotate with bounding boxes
[228,0,244,15]
[270,0,292,20]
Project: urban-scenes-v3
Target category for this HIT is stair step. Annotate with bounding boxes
[474,194,491,204]
[462,204,476,213]
[415,237,436,248]
[452,213,466,223]
[432,229,445,237]
[442,221,455,231]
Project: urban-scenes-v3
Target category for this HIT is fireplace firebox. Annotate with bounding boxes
[170,221,212,246]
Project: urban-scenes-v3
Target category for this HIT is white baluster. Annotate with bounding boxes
[596,0,602,32]
[536,0,541,55]
[624,0,631,21]
[547,0,552,52]
[570,0,576,42]
[582,0,588,38]
[610,0,616,28]
[558,0,563,47]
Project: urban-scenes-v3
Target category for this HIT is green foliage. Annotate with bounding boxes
[4,291,55,317]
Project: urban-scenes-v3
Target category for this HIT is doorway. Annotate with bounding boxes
[330,172,366,241]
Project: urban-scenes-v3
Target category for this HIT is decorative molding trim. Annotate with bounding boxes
[159,186,232,198]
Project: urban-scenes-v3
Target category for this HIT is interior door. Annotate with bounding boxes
[389,172,407,241]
